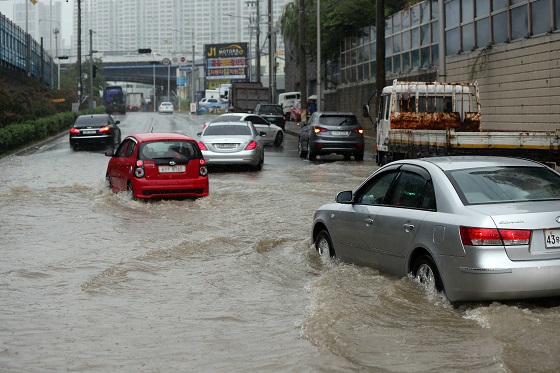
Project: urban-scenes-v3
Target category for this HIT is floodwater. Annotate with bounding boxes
[1,115,560,372]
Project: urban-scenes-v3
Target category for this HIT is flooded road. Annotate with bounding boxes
[1,113,560,372]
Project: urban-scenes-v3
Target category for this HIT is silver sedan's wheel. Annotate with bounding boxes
[315,230,335,259]
[412,255,443,292]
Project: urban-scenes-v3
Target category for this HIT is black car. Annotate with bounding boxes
[69,114,121,150]
[298,111,365,161]
[253,103,285,130]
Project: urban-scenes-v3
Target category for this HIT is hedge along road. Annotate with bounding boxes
[1,112,559,372]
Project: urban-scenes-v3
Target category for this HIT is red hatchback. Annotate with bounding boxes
[105,133,209,199]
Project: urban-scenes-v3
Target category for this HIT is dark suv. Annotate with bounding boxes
[253,104,285,130]
[298,111,365,161]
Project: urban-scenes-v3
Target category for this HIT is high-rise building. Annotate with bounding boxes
[12,0,63,58]
[73,0,286,62]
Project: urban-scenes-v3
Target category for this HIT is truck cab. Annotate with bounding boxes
[375,80,480,165]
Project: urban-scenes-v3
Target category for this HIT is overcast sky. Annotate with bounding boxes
[0,0,73,44]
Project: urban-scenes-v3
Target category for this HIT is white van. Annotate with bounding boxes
[278,92,301,120]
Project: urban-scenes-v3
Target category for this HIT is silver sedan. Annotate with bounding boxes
[312,156,560,302]
[197,121,265,170]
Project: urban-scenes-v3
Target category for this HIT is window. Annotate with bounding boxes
[356,170,399,205]
[387,171,435,210]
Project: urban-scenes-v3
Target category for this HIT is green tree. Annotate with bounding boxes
[280,0,419,63]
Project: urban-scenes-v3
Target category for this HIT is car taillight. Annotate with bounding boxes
[353,127,364,134]
[245,141,257,150]
[460,226,531,246]
[70,128,80,134]
[99,126,111,133]
[198,141,208,151]
[199,159,208,176]
[313,126,328,134]
[134,160,145,178]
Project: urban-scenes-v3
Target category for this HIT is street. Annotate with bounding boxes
[1,112,559,372]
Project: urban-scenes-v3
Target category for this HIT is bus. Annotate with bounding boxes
[103,85,126,115]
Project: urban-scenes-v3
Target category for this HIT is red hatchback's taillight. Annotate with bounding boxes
[460,226,531,246]
[99,126,111,133]
[199,159,208,176]
[198,141,208,151]
[134,160,145,178]
[70,128,80,134]
[245,141,257,150]
[313,126,328,134]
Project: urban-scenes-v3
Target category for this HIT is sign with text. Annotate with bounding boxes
[204,43,248,81]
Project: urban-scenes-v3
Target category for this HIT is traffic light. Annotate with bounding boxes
[138,48,152,54]
[92,65,98,78]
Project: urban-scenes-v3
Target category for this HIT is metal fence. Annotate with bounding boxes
[0,13,57,88]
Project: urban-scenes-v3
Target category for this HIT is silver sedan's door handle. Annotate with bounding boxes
[404,223,414,232]
[364,217,374,225]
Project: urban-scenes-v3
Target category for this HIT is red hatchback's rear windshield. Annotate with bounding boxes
[139,141,202,161]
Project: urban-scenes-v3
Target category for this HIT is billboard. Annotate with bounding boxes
[204,43,248,81]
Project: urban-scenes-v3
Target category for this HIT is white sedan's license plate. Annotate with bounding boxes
[544,229,560,248]
[159,165,186,173]
[330,131,349,136]
[82,130,96,134]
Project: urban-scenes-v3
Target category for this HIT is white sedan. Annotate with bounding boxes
[158,102,174,114]
[207,112,284,146]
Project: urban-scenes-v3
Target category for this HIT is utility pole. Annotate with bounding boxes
[77,0,83,106]
[316,0,321,112]
[268,0,274,102]
[246,1,261,83]
[299,0,307,123]
[54,27,60,89]
[89,29,94,110]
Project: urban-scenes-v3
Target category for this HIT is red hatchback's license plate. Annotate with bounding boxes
[544,229,560,248]
[159,165,186,173]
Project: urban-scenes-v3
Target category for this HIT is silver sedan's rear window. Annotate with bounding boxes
[448,166,560,204]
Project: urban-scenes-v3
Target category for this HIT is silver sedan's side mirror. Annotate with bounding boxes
[335,191,353,203]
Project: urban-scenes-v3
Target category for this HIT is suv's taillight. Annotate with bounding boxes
[460,226,531,246]
[134,160,145,178]
[199,159,208,176]
[353,127,364,134]
[313,126,328,134]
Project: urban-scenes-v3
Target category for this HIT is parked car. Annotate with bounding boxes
[105,132,209,200]
[197,121,265,170]
[312,156,560,303]
[290,101,302,122]
[298,111,364,161]
[158,102,174,114]
[253,103,286,130]
[199,98,220,107]
[207,113,284,146]
[69,114,121,150]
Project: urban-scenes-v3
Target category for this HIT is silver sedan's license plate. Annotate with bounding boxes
[544,229,560,248]
[159,165,186,173]
[215,144,236,149]
[82,130,96,134]
[331,131,349,136]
